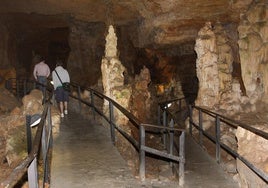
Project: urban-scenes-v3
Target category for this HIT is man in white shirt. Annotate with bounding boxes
[52,61,70,118]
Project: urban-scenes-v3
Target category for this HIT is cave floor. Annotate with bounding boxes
[50,111,238,188]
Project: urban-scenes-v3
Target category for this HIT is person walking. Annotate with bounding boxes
[52,61,70,118]
[33,56,50,94]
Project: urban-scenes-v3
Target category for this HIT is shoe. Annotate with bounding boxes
[64,110,68,115]
[60,113,64,118]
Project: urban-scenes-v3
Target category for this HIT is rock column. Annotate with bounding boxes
[101,25,131,125]
[194,22,220,107]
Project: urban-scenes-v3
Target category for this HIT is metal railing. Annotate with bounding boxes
[68,82,186,183]
[1,79,54,188]
[3,78,186,186]
[5,78,49,101]
[157,97,188,181]
[189,105,268,183]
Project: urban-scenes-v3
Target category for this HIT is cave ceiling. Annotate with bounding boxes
[0,0,252,47]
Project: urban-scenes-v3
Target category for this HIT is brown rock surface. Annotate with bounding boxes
[0,88,21,114]
[0,89,44,182]
[0,0,253,47]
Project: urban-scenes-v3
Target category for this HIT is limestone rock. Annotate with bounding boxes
[223,160,237,174]
[105,25,118,58]
[247,3,267,24]
[239,2,268,104]
[247,33,263,52]
[22,89,43,115]
[259,25,268,42]
[0,88,44,169]
[236,126,268,186]
[0,88,21,115]
[5,125,27,166]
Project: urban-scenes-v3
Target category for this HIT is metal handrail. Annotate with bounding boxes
[2,78,186,185]
[189,104,268,183]
[1,79,54,188]
[157,97,189,184]
[68,82,186,183]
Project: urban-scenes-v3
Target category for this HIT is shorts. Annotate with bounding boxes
[55,87,69,103]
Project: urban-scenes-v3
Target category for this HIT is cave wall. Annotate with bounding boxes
[0,20,17,69]
[236,2,268,187]
[195,21,238,109]
[0,20,17,87]
[238,1,268,103]
[192,1,268,115]
[67,19,105,86]
[193,1,268,187]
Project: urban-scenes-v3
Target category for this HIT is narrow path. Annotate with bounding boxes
[50,112,239,188]
[184,134,239,188]
[50,112,141,188]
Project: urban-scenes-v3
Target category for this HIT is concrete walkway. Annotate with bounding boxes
[184,134,239,188]
[50,112,142,188]
[50,112,239,188]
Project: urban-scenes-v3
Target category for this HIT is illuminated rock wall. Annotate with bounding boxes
[238,2,268,103]
[194,22,220,107]
[236,2,268,187]
[101,25,131,125]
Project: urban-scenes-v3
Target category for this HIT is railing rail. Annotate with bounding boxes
[157,97,188,184]
[69,82,186,184]
[1,79,54,188]
[189,105,268,183]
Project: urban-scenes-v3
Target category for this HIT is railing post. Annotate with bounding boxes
[26,115,32,154]
[48,106,53,149]
[45,106,52,184]
[77,86,82,113]
[90,91,96,120]
[198,109,203,146]
[189,105,193,135]
[109,101,115,145]
[139,125,145,181]
[179,131,185,187]
[162,109,167,148]
[169,119,174,167]
[41,121,49,184]
[28,157,38,188]
[215,115,221,163]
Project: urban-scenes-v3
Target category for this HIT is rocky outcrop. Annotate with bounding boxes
[3,89,44,165]
[238,1,268,104]
[130,66,151,137]
[195,22,220,107]
[192,2,268,187]
[234,2,268,187]
[0,88,20,114]
[0,89,60,182]
[0,0,253,49]
[101,25,131,119]
[236,126,268,188]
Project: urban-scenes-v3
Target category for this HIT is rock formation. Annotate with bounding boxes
[0,88,60,182]
[101,25,131,124]
[192,1,268,186]
[0,0,267,186]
